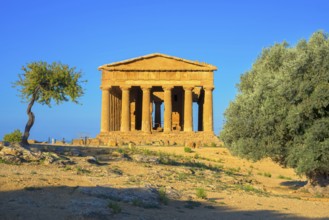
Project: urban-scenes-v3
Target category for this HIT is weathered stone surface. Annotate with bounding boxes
[78,185,160,208]
[117,140,123,147]
[0,146,21,156]
[0,143,73,165]
[107,140,117,147]
[169,140,176,146]
[110,151,124,158]
[0,144,43,162]
[165,186,181,200]
[95,132,222,148]
[185,141,196,149]
[54,158,75,167]
[128,142,135,149]
[86,156,97,164]
[43,154,56,165]
[0,154,22,164]
[131,154,160,164]
[69,198,110,219]
[66,148,82,157]
[195,141,202,148]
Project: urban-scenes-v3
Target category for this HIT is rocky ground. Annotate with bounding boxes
[0,143,328,220]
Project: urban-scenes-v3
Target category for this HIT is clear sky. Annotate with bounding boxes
[1,0,328,141]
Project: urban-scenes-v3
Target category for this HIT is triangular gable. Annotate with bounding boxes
[99,53,217,71]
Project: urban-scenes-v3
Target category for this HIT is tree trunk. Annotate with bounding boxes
[307,171,329,187]
[21,90,38,146]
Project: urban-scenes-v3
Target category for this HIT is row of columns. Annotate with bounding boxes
[101,85,214,133]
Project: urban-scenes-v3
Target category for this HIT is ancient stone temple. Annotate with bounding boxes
[97,53,220,146]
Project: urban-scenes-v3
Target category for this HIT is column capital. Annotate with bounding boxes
[100,85,112,90]
[183,86,194,91]
[120,85,131,90]
[141,85,152,90]
[163,85,174,91]
[204,86,214,91]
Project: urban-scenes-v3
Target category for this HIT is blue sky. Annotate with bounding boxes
[1,0,328,141]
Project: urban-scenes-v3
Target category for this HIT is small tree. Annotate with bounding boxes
[14,61,85,146]
[3,129,22,143]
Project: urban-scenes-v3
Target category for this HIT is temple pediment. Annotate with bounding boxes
[99,53,217,71]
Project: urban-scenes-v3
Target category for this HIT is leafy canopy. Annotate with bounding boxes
[14,61,84,106]
[3,129,22,143]
[220,31,329,183]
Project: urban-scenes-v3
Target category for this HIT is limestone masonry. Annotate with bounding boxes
[92,53,220,146]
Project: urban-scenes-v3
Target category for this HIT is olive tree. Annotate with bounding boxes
[14,61,85,146]
[220,31,329,186]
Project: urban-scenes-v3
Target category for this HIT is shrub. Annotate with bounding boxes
[158,187,169,205]
[108,202,121,214]
[184,147,193,153]
[195,188,207,199]
[76,167,91,175]
[3,129,22,143]
[263,172,272,178]
[277,175,292,180]
[132,199,143,207]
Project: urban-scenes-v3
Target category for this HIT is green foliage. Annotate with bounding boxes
[236,184,267,195]
[132,199,143,207]
[263,172,272,178]
[220,31,329,184]
[14,61,85,106]
[76,167,91,175]
[184,147,193,153]
[3,129,22,143]
[277,175,292,180]
[195,188,207,199]
[108,202,121,214]
[177,172,188,181]
[13,61,85,145]
[158,187,169,205]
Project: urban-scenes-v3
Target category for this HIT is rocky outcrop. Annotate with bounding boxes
[78,185,161,208]
[131,154,160,164]
[0,143,73,166]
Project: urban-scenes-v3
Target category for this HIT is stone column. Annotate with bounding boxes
[101,87,110,132]
[183,86,193,132]
[141,86,152,133]
[203,86,214,132]
[109,92,113,131]
[198,102,203,131]
[120,86,131,132]
[163,86,173,132]
[154,102,161,128]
